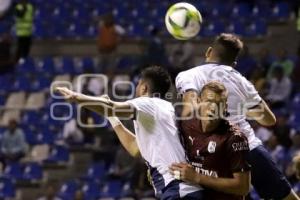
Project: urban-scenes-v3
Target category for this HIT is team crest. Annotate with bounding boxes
[208,141,216,153]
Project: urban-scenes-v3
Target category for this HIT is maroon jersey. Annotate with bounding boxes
[179,118,251,200]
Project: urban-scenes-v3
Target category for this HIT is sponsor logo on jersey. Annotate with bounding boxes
[189,136,195,145]
[232,141,249,151]
[208,141,216,153]
[195,167,218,178]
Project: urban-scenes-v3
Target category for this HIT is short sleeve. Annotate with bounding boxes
[242,79,262,108]
[226,133,251,173]
[175,71,199,94]
[126,97,155,117]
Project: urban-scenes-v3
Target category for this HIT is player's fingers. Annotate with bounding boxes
[169,165,181,171]
[170,163,184,169]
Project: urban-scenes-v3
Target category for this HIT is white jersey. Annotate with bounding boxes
[126,97,202,197]
[176,63,262,150]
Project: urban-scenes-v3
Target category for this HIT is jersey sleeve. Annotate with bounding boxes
[175,70,199,94]
[226,133,251,173]
[242,78,262,109]
[126,97,155,118]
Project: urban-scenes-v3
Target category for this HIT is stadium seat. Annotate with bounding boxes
[21,110,41,125]
[291,93,300,110]
[271,2,291,20]
[53,74,72,83]
[23,127,38,145]
[82,162,107,181]
[3,163,23,180]
[0,178,16,198]
[252,4,271,19]
[0,110,21,126]
[25,92,46,109]
[227,20,246,36]
[31,75,52,91]
[5,92,26,109]
[11,76,32,92]
[201,20,225,37]
[58,180,80,200]
[22,162,43,181]
[27,144,50,163]
[37,128,55,145]
[231,3,252,19]
[246,19,267,37]
[15,57,35,74]
[101,180,123,198]
[82,180,102,200]
[45,145,70,163]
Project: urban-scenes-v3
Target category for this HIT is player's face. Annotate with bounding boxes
[198,89,225,131]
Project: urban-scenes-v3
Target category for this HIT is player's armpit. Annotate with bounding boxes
[246,100,276,126]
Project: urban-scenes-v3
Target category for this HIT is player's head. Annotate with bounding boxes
[205,33,243,67]
[197,81,228,131]
[136,66,171,98]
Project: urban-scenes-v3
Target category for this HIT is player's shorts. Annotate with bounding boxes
[247,145,292,199]
[160,180,204,200]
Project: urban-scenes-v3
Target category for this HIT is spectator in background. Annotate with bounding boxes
[266,133,289,172]
[0,0,12,19]
[0,119,27,165]
[236,45,257,78]
[291,45,300,92]
[37,183,62,200]
[97,13,125,74]
[168,41,194,81]
[14,0,34,62]
[272,110,292,149]
[257,47,274,72]
[266,66,292,108]
[268,49,294,78]
[249,67,267,95]
[62,119,84,145]
[0,33,15,74]
[139,27,168,71]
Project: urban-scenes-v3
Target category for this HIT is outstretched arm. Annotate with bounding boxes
[107,117,140,157]
[246,100,276,126]
[55,87,134,118]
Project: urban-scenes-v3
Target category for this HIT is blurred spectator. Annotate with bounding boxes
[97,13,125,73]
[252,122,272,144]
[273,110,292,149]
[0,33,15,74]
[266,66,292,108]
[0,119,27,165]
[291,45,300,92]
[14,0,34,61]
[74,190,84,200]
[236,45,257,78]
[257,48,274,72]
[249,67,267,95]
[168,41,194,81]
[268,49,294,78]
[0,0,12,19]
[139,27,168,71]
[62,119,84,145]
[266,133,288,172]
[37,183,62,200]
[109,146,137,181]
[292,153,300,196]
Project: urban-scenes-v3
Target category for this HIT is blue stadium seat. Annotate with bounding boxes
[22,163,43,181]
[201,20,225,37]
[31,75,52,91]
[231,3,252,19]
[82,180,101,200]
[11,76,32,92]
[15,57,35,74]
[37,129,55,144]
[101,180,123,198]
[252,5,271,19]
[22,110,41,125]
[45,145,69,163]
[246,20,267,37]
[36,57,55,74]
[292,93,300,110]
[271,2,290,20]
[116,56,136,70]
[80,57,95,73]
[227,20,246,36]
[83,162,107,181]
[0,178,15,198]
[23,127,38,145]
[0,74,13,92]
[58,180,80,200]
[4,163,23,180]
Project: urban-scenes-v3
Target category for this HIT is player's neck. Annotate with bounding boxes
[201,120,221,133]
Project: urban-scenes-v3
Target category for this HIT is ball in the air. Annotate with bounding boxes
[165,2,202,40]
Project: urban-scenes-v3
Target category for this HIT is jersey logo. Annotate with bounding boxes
[208,141,216,153]
[188,136,195,145]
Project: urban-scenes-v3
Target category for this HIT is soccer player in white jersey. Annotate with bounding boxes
[56,66,203,200]
[176,33,299,200]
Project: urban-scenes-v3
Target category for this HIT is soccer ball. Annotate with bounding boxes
[165,2,202,40]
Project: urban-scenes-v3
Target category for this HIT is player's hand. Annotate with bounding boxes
[55,87,78,103]
[169,162,198,184]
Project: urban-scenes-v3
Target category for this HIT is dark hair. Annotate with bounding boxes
[140,66,171,98]
[213,33,243,65]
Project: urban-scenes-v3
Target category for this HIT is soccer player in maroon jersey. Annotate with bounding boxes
[170,81,251,200]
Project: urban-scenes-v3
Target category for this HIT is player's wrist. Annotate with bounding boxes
[195,173,202,185]
[108,117,121,128]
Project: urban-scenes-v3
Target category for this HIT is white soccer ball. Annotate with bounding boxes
[165,2,202,40]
